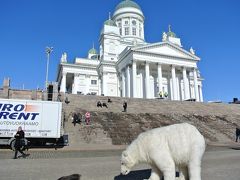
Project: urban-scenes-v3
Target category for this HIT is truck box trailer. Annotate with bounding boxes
[0,98,68,149]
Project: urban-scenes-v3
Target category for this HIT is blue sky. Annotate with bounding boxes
[0,0,239,102]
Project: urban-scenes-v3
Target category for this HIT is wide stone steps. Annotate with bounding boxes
[61,94,240,147]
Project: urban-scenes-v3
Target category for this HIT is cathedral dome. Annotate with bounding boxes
[104,19,117,27]
[167,25,177,38]
[167,31,177,38]
[115,0,142,11]
[88,48,97,54]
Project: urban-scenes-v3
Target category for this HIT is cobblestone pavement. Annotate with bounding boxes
[0,146,240,180]
[0,149,122,160]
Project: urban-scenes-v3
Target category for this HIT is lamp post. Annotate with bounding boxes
[45,46,53,90]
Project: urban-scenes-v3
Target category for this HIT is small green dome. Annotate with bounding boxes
[115,0,142,11]
[104,19,117,26]
[88,48,97,54]
[167,31,177,38]
[167,25,177,38]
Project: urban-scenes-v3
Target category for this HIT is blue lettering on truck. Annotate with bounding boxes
[0,103,40,121]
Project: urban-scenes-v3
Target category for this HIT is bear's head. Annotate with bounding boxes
[121,150,135,175]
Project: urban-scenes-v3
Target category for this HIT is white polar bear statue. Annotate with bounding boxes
[121,123,205,180]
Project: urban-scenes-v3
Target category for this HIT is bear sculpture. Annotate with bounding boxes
[121,123,205,180]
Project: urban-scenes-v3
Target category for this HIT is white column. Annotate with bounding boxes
[60,72,67,93]
[145,62,150,98]
[193,68,200,102]
[126,65,131,97]
[102,72,107,96]
[121,70,126,97]
[72,73,78,94]
[158,63,163,95]
[171,65,177,100]
[117,74,120,97]
[132,61,137,98]
[98,77,101,96]
[182,67,188,100]
[199,85,203,102]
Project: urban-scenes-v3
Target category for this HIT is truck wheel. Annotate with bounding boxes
[10,139,16,151]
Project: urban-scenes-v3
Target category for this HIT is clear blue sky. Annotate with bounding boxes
[0,0,239,102]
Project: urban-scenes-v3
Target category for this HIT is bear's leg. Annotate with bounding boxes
[188,150,202,180]
[151,152,175,180]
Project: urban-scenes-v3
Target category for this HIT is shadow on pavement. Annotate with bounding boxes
[58,174,81,180]
[114,169,151,180]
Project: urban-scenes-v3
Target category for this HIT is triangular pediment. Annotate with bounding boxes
[132,42,200,61]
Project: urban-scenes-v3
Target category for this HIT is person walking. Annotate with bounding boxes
[123,101,127,112]
[236,128,240,142]
[85,111,91,125]
[13,126,28,159]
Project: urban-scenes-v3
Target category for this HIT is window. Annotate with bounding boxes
[118,22,121,27]
[139,27,142,37]
[125,27,129,35]
[132,27,136,36]
[124,21,129,25]
[120,28,122,35]
[132,20,136,26]
[91,80,97,85]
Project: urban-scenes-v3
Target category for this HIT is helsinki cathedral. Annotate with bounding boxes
[57,0,203,102]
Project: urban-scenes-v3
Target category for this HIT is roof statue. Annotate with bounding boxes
[61,52,67,63]
[162,32,167,42]
[190,47,195,55]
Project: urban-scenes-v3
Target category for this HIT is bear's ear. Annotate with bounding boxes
[123,151,128,157]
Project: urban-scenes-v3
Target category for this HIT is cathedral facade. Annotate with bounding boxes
[57,0,203,102]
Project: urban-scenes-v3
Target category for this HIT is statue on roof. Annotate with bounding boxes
[61,52,67,62]
[162,32,167,42]
[190,47,195,55]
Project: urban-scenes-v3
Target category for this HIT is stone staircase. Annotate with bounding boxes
[62,94,240,148]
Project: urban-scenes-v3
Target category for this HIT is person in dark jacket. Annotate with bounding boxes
[236,128,240,142]
[123,101,127,112]
[14,126,28,159]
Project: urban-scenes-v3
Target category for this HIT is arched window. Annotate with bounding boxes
[132,20,136,26]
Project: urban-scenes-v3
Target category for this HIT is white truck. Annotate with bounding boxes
[0,98,68,149]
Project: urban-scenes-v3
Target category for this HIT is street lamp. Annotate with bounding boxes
[45,46,53,90]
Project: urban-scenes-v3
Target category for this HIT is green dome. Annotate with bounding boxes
[167,31,177,38]
[104,19,117,26]
[115,0,142,11]
[167,25,177,38]
[88,48,97,54]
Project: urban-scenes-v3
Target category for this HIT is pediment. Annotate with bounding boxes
[133,42,200,61]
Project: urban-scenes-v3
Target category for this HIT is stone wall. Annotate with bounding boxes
[8,89,44,100]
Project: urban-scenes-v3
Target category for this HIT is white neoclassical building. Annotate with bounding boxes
[57,0,203,102]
